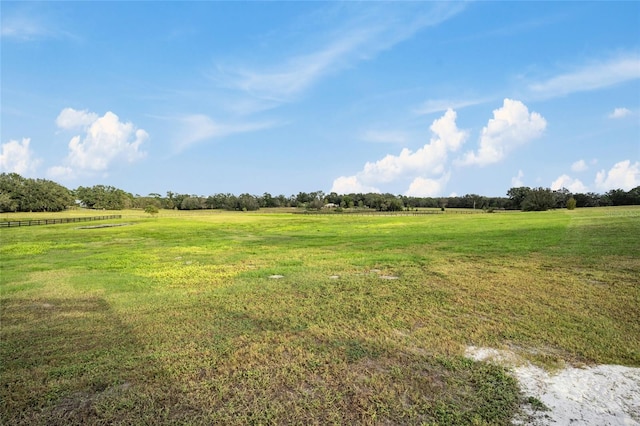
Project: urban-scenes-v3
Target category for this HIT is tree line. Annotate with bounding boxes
[1,172,639,213]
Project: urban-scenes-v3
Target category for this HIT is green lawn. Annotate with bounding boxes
[1,207,639,425]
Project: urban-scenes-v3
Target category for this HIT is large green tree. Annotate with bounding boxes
[507,187,532,210]
[0,173,73,212]
[75,185,133,210]
[522,187,555,211]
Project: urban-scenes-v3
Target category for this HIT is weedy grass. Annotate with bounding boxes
[1,207,638,425]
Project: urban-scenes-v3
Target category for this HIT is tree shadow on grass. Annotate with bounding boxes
[0,296,181,425]
[182,304,520,425]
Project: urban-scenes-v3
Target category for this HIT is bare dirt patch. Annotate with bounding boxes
[466,346,640,425]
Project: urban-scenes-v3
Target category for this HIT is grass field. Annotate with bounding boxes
[1,207,639,425]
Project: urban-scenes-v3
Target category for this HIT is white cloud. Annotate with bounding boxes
[595,160,640,191]
[405,173,450,197]
[360,109,467,184]
[0,138,42,176]
[56,108,98,129]
[47,166,75,180]
[529,55,640,98]
[173,114,278,152]
[54,108,148,174]
[608,107,632,119]
[457,99,546,167]
[511,170,525,187]
[551,174,588,193]
[330,176,380,194]
[331,108,467,194]
[571,159,588,172]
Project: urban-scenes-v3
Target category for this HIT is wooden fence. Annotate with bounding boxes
[296,209,496,216]
[0,215,122,228]
[296,210,445,216]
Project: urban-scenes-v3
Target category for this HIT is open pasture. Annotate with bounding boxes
[1,207,639,425]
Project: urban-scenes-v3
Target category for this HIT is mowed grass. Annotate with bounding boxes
[1,207,639,425]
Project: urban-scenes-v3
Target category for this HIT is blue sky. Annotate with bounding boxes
[2,1,639,197]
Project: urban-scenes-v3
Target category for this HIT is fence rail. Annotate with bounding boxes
[0,215,122,228]
[296,210,445,216]
[295,209,499,216]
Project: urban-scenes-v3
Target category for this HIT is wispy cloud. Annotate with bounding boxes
[172,114,279,152]
[414,98,489,115]
[511,170,525,187]
[214,3,466,104]
[218,31,370,103]
[571,159,588,173]
[360,130,409,145]
[529,55,640,99]
[1,7,76,41]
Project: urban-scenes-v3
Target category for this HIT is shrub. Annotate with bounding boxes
[144,204,159,216]
[566,197,577,210]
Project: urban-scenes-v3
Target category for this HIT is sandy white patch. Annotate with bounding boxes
[268,275,284,279]
[466,346,640,425]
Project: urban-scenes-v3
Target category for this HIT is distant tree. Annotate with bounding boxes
[235,194,259,211]
[172,193,188,209]
[144,204,159,216]
[553,187,571,209]
[566,197,577,210]
[276,194,289,207]
[628,186,640,205]
[180,196,203,210]
[507,187,532,210]
[205,194,226,209]
[307,198,324,210]
[573,192,599,208]
[326,192,342,206]
[487,197,509,210]
[341,195,354,209]
[386,197,404,211]
[75,185,132,210]
[133,196,161,209]
[0,190,17,212]
[607,188,633,206]
[260,192,278,208]
[310,190,325,203]
[164,191,176,209]
[522,187,555,211]
[295,192,312,206]
[224,194,238,210]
